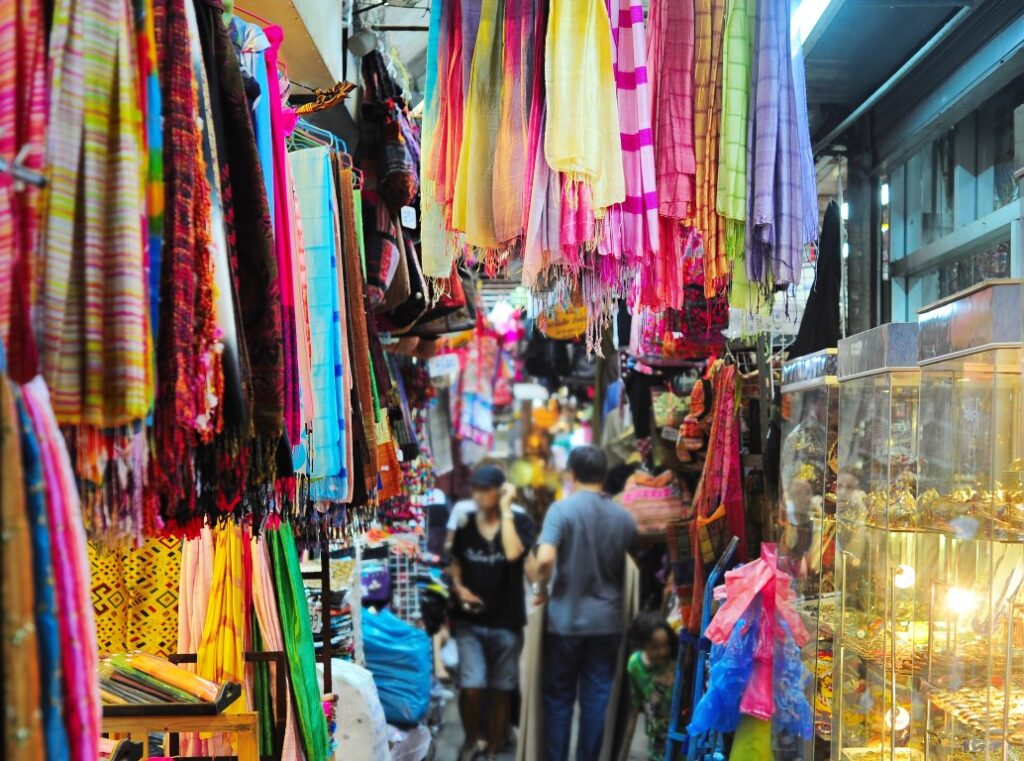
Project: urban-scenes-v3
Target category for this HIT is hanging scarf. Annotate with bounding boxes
[23,377,101,761]
[251,537,304,760]
[748,0,816,286]
[451,0,506,252]
[15,390,69,760]
[2,379,44,761]
[491,0,532,246]
[39,0,150,426]
[544,0,624,211]
[426,0,465,231]
[196,0,283,478]
[0,0,46,379]
[689,362,748,631]
[268,524,331,761]
[688,0,729,296]
[647,0,695,220]
[290,148,348,500]
[717,0,753,227]
[600,0,658,263]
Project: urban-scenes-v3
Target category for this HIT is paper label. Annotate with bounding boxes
[400,206,417,229]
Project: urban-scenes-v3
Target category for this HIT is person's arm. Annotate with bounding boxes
[449,555,483,606]
[527,504,563,596]
[499,484,526,561]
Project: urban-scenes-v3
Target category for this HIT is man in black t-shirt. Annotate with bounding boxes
[450,465,536,761]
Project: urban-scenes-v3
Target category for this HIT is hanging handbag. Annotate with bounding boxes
[619,470,693,536]
[409,266,478,336]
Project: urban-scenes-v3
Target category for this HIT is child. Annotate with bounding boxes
[622,613,677,761]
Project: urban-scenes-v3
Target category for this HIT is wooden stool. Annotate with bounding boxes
[102,711,260,761]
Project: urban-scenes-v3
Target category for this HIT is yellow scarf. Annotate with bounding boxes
[543,0,624,211]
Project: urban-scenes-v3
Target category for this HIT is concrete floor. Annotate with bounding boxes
[432,696,648,761]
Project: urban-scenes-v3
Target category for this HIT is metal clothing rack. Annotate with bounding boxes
[664,536,740,761]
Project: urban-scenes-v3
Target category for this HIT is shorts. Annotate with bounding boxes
[454,622,524,691]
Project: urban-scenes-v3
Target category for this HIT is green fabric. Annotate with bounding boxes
[269,525,330,761]
[729,715,774,761]
[627,651,674,761]
[251,614,274,755]
[717,0,754,223]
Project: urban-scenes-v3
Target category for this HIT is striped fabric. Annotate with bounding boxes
[0,0,46,375]
[689,0,729,296]
[601,0,659,263]
[39,0,150,426]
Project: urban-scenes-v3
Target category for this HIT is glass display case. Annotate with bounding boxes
[833,323,926,761]
[914,280,1024,761]
[778,348,840,761]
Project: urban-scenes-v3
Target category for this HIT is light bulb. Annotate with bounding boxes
[884,706,910,732]
[947,586,978,615]
[893,564,916,589]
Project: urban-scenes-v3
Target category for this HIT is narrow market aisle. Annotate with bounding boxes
[434,698,649,760]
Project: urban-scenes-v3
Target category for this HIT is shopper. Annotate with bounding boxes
[621,613,676,761]
[450,465,537,761]
[530,445,638,761]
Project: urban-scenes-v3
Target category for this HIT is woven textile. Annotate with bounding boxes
[23,377,101,761]
[2,379,44,761]
[39,0,150,427]
[0,0,46,378]
[647,0,695,220]
[89,537,182,657]
[717,0,753,225]
[748,0,816,286]
[688,0,729,296]
[600,0,659,262]
[451,0,505,250]
[544,0,624,211]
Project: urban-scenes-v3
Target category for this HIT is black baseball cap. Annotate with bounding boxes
[469,465,506,489]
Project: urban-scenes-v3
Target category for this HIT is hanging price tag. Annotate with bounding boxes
[400,206,417,229]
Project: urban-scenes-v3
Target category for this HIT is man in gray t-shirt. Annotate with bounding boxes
[529,445,637,761]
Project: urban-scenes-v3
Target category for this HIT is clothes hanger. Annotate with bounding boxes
[233,5,274,26]
[295,81,358,116]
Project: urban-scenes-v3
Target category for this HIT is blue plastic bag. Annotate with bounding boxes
[362,608,432,725]
[689,609,757,737]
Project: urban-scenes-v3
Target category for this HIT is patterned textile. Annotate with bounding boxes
[290,148,348,500]
[89,537,182,657]
[16,391,69,759]
[688,0,729,296]
[647,0,694,220]
[251,538,304,760]
[0,0,46,379]
[23,377,101,761]
[269,525,330,761]
[1,378,44,761]
[137,0,164,355]
[601,0,659,263]
[747,0,816,286]
[688,362,748,631]
[451,0,504,250]
[544,0,624,211]
[39,0,150,426]
[197,0,283,448]
[717,0,754,224]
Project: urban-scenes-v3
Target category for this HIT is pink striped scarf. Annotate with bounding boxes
[600,0,658,264]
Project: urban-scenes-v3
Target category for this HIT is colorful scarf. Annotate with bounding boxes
[40,0,150,426]
[688,362,747,631]
[717,0,753,226]
[544,0,624,211]
[0,0,46,379]
[647,0,695,220]
[451,0,505,251]
[16,390,69,760]
[748,0,816,286]
[689,0,729,296]
[268,524,330,761]
[426,0,465,234]
[23,377,101,761]
[600,0,659,263]
[290,148,348,500]
[3,380,44,761]
[491,0,532,246]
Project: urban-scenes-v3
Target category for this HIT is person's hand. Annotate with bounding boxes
[532,591,548,607]
[456,584,483,607]
[499,483,516,517]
